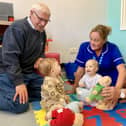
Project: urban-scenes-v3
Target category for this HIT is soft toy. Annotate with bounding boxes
[85,76,112,110]
[47,107,84,126]
[46,104,64,121]
[96,100,114,110]
[46,101,84,121]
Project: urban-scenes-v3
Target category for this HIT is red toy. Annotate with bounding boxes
[48,108,84,126]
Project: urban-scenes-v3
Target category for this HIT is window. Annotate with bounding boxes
[120,0,126,30]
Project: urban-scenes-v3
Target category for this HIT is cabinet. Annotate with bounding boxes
[0,20,12,45]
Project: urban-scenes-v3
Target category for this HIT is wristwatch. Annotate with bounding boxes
[120,89,126,99]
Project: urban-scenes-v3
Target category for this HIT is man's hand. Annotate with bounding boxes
[13,84,28,104]
[34,58,43,69]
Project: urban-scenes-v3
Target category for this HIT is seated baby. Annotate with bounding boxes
[38,58,83,114]
[85,76,114,110]
[76,59,102,105]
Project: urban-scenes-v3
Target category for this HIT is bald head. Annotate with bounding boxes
[86,59,98,68]
[85,59,99,75]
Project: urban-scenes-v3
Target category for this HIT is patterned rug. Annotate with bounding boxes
[32,94,126,126]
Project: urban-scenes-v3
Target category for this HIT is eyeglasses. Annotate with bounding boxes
[33,11,50,23]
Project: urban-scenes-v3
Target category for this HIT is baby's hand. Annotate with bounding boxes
[79,83,86,88]
[92,90,98,95]
[78,101,84,112]
[45,115,48,121]
[65,95,70,103]
[85,97,91,103]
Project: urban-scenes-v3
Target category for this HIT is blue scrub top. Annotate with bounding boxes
[75,41,125,85]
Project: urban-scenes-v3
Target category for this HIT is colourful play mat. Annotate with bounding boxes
[32,94,126,126]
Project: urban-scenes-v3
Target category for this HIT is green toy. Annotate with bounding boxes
[85,76,112,103]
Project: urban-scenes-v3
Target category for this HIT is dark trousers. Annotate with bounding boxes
[0,72,43,113]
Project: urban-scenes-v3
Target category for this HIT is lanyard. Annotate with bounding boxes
[92,53,104,65]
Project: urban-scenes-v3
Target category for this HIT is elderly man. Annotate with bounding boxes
[0,2,51,113]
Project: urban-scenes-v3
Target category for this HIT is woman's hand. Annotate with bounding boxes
[67,66,84,94]
[101,86,120,105]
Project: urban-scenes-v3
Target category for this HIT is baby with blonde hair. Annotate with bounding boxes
[38,58,83,113]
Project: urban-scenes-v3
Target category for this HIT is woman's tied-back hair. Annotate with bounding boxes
[38,58,57,76]
[90,24,112,40]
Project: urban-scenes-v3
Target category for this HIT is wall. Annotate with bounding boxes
[41,0,107,62]
[0,0,107,63]
[0,0,12,2]
[107,0,126,61]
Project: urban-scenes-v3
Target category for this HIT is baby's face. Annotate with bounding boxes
[52,61,61,76]
[85,61,97,76]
